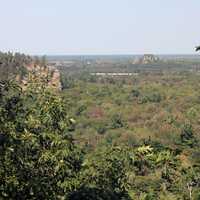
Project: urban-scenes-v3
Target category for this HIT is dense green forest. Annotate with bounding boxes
[1,52,200,199]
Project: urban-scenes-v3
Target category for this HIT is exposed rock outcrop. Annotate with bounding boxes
[133,54,159,65]
[18,63,62,90]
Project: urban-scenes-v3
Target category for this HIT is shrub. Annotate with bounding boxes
[110,114,124,129]
[78,146,133,199]
[180,123,197,147]
[61,76,75,89]
[96,123,107,135]
[138,92,162,104]
[148,92,162,103]
[75,105,87,116]
[131,89,140,98]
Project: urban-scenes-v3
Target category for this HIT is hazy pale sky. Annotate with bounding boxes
[0,0,200,55]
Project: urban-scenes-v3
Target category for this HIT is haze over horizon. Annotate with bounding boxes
[1,0,200,55]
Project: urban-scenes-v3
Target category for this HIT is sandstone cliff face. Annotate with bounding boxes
[48,67,62,90]
[18,63,62,90]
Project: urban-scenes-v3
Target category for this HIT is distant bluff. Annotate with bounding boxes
[19,63,62,90]
[133,54,159,64]
[0,52,62,90]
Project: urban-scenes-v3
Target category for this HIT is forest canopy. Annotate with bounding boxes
[0,52,200,199]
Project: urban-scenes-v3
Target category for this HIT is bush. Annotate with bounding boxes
[68,187,122,200]
[96,123,107,135]
[131,89,140,98]
[110,114,124,129]
[78,146,133,199]
[61,76,75,89]
[75,105,87,116]
[180,123,197,147]
[138,92,162,104]
[148,92,162,103]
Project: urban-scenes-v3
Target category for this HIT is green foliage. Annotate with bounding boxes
[69,187,124,200]
[77,146,133,199]
[110,114,125,129]
[131,89,140,98]
[180,123,197,147]
[134,146,154,176]
[0,52,32,80]
[138,92,162,104]
[95,123,107,135]
[0,80,83,199]
[147,92,162,103]
[2,52,200,199]
[61,76,75,89]
[75,105,87,116]
[142,191,157,200]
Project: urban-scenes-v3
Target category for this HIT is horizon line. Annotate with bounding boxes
[33,53,199,56]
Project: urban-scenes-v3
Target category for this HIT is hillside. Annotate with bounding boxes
[0,52,61,90]
[1,52,200,199]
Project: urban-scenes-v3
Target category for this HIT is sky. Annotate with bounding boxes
[0,0,200,55]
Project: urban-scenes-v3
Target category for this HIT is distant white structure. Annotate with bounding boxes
[133,54,159,64]
[91,72,138,76]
